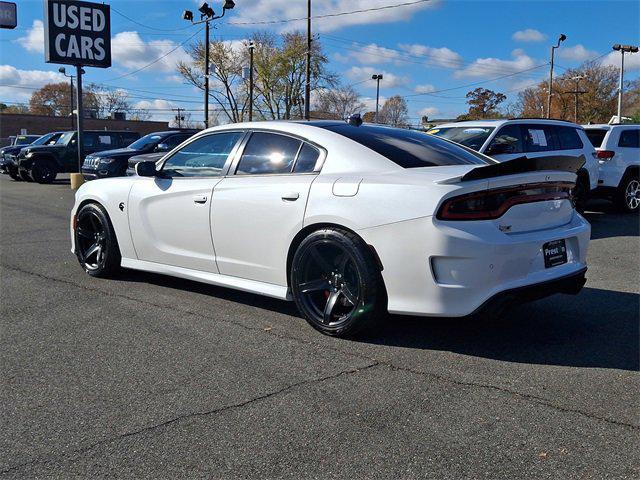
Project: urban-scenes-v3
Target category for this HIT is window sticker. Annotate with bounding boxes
[528,129,547,147]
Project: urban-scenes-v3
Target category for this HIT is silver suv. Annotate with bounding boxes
[584,124,639,213]
[429,119,599,212]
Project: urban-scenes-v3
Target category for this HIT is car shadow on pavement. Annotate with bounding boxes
[584,200,640,240]
[358,287,640,371]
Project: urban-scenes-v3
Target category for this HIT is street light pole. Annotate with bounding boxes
[547,33,567,119]
[59,67,75,129]
[249,41,254,121]
[304,0,311,120]
[570,75,586,123]
[372,74,383,123]
[183,1,236,129]
[612,44,639,120]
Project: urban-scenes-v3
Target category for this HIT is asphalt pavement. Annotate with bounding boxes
[1,174,638,479]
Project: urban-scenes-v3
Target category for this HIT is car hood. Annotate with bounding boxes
[90,147,139,158]
[20,144,65,156]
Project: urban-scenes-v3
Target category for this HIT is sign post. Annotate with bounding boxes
[43,0,111,188]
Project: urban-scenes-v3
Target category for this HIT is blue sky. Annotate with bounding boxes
[2,0,639,124]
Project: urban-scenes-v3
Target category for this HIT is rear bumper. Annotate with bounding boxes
[471,267,587,318]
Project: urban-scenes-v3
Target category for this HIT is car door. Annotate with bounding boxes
[212,131,324,286]
[128,131,245,273]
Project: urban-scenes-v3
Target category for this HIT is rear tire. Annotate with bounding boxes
[31,159,57,184]
[290,228,386,337]
[75,203,121,278]
[616,173,640,213]
[573,173,589,214]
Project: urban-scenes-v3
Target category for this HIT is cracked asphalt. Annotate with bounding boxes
[1,173,639,479]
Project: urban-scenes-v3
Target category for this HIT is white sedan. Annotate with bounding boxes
[71,121,590,337]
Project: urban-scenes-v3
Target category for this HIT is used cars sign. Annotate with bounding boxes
[44,0,111,68]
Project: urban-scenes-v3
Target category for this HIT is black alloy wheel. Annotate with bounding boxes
[291,228,384,337]
[75,203,121,277]
[31,160,57,184]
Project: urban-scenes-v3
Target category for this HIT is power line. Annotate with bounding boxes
[111,6,195,33]
[227,0,432,25]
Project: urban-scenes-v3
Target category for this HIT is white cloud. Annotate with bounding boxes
[15,20,44,53]
[454,49,536,78]
[512,29,546,42]
[557,44,599,62]
[112,32,186,73]
[228,0,438,33]
[335,43,402,65]
[601,51,640,71]
[361,95,388,112]
[0,65,65,103]
[398,44,463,68]
[414,83,436,94]
[345,66,408,88]
[418,106,439,117]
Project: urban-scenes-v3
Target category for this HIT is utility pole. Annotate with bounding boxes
[372,74,383,123]
[612,44,639,120]
[304,0,311,120]
[566,75,587,123]
[547,33,567,119]
[183,1,236,129]
[249,41,254,121]
[173,108,184,128]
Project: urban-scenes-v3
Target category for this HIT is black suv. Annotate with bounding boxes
[2,132,64,181]
[81,130,198,180]
[18,130,140,184]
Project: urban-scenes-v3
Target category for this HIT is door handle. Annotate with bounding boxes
[281,192,300,201]
[193,194,208,204]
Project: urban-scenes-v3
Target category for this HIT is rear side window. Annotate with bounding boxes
[522,125,556,152]
[555,126,583,150]
[293,143,321,173]
[97,135,113,147]
[618,130,639,148]
[162,132,243,177]
[236,132,302,175]
[585,129,608,148]
[323,124,488,168]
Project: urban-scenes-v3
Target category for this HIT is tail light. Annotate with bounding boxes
[437,182,574,221]
[596,150,615,160]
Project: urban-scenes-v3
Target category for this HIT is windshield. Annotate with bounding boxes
[15,136,37,146]
[427,126,495,151]
[585,129,608,148]
[128,134,164,151]
[322,124,490,168]
[56,132,75,145]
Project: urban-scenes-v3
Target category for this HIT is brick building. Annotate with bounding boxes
[0,113,169,146]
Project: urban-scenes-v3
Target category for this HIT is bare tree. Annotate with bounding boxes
[380,95,409,127]
[313,84,365,119]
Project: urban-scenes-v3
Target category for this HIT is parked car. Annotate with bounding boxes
[2,132,64,181]
[126,152,165,176]
[428,119,599,211]
[0,135,41,174]
[583,124,639,213]
[17,130,140,184]
[70,121,589,337]
[82,130,198,180]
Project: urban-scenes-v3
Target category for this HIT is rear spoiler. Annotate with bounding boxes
[461,155,585,182]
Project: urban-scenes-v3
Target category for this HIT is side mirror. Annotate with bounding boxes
[486,143,514,155]
[155,143,169,152]
[135,160,158,177]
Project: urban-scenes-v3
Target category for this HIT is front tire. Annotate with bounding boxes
[8,170,21,181]
[290,228,385,337]
[75,203,121,278]
[616,174,640,213]
[18,169,33,182]
[31,159,57,184]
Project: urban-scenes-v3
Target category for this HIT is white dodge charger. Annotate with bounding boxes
[71,120,590,337]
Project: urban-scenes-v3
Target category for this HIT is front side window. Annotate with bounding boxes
[428,126,495,151]
[162,132,243,177]
[56,132,75,145]
[487,124,524,154]
[236,132,302,175]
[618,129,639,148]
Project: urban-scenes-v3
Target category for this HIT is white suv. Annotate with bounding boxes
[583,124,639,213]
[428,119,599,211]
